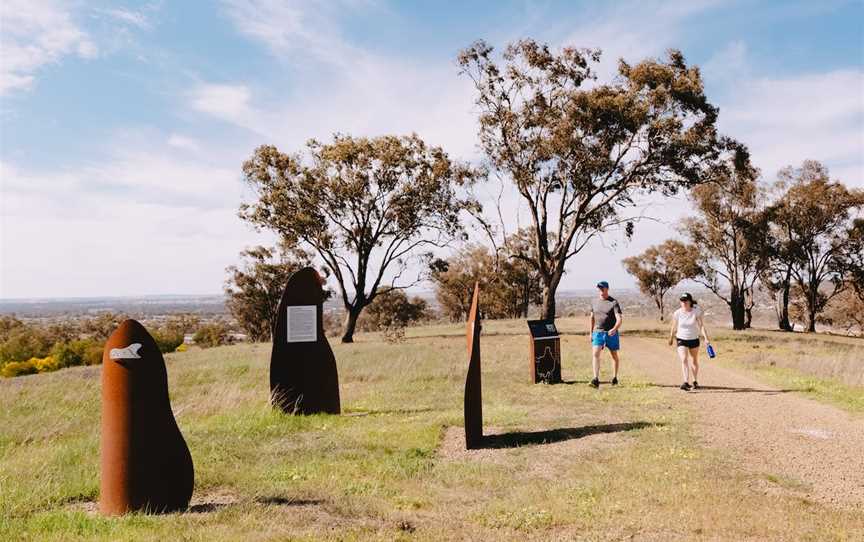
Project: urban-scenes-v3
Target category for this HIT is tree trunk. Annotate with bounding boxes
[777,278,792,331]
[656,295,665,322]
[806,307,817,333]
[540,285,556,321]
[341,307,361,343]
[730,287,747,330]
[806,284,818,333]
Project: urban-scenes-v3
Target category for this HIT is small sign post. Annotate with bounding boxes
[527,319,561,384]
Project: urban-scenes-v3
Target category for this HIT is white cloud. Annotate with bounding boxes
[563,0,724,80]
[99,7,150,29]
[0,0,98,95]
[188,83,258,126]
[717,69,864,187]
[167,134,203,153]
[0,138,269,298]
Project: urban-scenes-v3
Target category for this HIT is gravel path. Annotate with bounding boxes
[623,337,864,509]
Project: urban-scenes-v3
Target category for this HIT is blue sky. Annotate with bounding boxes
[1,0,862,298]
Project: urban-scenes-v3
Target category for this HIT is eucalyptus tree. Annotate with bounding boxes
[682,153,768,330]
[767,161,864,332]
[240,134,478,343]
[622,240,697,321]
[458,39,729,320]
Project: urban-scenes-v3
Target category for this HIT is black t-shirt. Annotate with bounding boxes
[591,296,622,331]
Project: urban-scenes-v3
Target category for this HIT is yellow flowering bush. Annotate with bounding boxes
[32,355,59,373]
[1,360,38,377]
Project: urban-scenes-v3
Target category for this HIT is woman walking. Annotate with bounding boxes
[668,293,712,391]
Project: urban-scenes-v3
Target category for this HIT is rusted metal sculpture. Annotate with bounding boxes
[270,267,341,414]
[464,282,483,449]
[527,319,561,384]
[100,319,194,515]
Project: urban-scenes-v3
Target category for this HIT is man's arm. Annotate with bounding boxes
[589,312,595,334]
[609,311,623,335]
[609,301,623,335]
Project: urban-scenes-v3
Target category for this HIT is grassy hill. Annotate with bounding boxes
[1,318,862,541]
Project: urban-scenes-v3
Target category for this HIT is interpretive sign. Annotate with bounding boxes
[286,305,317,343]
[270,267,341,414]
[527,319,561,384]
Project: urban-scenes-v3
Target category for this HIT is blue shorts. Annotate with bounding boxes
[591,330,620,351]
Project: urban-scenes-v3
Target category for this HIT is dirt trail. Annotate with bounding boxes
[622,337,864,509]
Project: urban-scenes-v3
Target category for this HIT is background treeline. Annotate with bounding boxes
[222,39,863,343]
[623,160,864,333]
[0,314,233,378]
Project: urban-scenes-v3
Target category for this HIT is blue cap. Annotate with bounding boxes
[596,281,609,289]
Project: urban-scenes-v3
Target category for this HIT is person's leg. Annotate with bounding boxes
[591,345,603,381]
[677,346,690,383]
[606,334,621,384]
[689,347,700,386]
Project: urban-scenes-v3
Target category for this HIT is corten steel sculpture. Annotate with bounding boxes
[464,282,483,449]
[100,319,194,515]
[270,267,341,414]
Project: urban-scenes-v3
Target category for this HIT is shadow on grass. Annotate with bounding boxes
[647,383,795,394]
[255,496,324,507]
[343,407,435,416]
[187,502,234,513]
[479,421,658,449]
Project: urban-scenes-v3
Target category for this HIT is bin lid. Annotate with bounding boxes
[527,319,558,339]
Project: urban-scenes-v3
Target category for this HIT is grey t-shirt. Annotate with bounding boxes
[591,296,622,331]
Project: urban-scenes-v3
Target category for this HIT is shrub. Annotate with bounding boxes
[152,330,184,354]
[193,322,231,348]
[32,355,59,373]
[52,339,103,368]
[0,325,53,365]
[1,359,38,378]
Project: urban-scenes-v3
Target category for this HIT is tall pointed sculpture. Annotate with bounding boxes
[100,319,194,515]
[270,267,341,414]
[464,282,483,449]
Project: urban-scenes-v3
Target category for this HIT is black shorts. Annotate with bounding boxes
[676,338,700,349]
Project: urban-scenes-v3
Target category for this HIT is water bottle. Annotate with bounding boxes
[706,343,716,359]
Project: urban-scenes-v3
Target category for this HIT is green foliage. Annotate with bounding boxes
[0,324,53,365]
[429,231,543,321]
[225,245,317,342]
[193,322,232,348]
[1,359,39,377]
[51,339,102,368]
[151,330,184,354]
[622,240,698,320]
[361,290,429,342]
[766,161,864,332]
[240,133,479,342]
[458,39,730,319]
[682,152,768,330]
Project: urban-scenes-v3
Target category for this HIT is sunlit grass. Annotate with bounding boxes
[1,318,862,540]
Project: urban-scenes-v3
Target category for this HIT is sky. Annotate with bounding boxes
[1,0,862,299]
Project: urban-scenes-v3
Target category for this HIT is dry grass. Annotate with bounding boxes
[1,317,862,540]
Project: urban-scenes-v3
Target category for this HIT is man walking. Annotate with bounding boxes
[589,281,623,388]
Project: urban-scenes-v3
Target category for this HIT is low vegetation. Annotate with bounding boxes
[1,318,861,541]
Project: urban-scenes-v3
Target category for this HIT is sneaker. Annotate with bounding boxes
[692,381,700,390]
[590,378,600,388]
[680,382,691,391]
[611,377,619,385]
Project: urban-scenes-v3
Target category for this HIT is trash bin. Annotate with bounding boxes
[527,319,561,384]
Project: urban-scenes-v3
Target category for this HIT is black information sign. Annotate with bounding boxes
[527,319,561,384]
